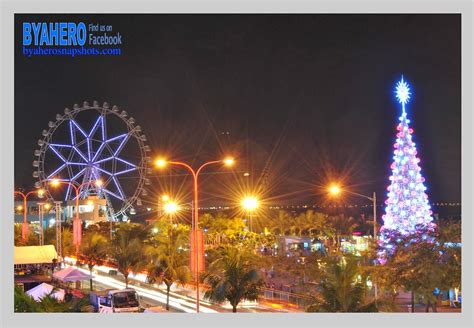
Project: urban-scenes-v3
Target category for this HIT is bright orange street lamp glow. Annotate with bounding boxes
[242,196,259,211]
[161,194,170,202]
[50,179,60,187]
[95,179,103,187]
[155,158,167,168]
[16,205,23,211]
[223,157,235,167]
[44,203,51,210]
[329,184,341,195]
[163,201,179,214]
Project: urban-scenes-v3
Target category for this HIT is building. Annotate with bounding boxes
[14,196,108,227]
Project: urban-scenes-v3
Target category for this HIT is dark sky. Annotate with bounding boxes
[14,14,461,209]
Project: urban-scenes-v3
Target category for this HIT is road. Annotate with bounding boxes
[74,266,217,313]
[72,265,290,313]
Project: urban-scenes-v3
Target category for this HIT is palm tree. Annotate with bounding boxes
[203,246,262,312]
[109,227,145,288]
[61,225,75,257]
[269,210,292,236]
[79,232,108,290]
[325,214,358,250]
[306,256,377,312]
[14,224,23,246]
[85,221,114,241]
[200,213,246,246]
[145,222,191,311]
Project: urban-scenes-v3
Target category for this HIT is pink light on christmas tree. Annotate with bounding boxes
[378,76,436,264]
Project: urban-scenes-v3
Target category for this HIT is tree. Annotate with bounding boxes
[43,226,57,245]
[14,224,39,246]
[61,226,75,257]
[306,256,377,312]
[378,229,447,312]
[84,221,114,241]
[145,222,191,311]
[79,232,108,290]
[200,212,246,246]
[14,224,23,246]
[109,225,145,288]
[268,210,293,236]
[326,214,358,249]
[379,77,436,261]
[437,219,461,296]
[203,246,263,312]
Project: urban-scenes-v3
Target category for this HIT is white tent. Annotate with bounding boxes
[26,283,65,301]
[53,266,93,282]
[14,245,58,265]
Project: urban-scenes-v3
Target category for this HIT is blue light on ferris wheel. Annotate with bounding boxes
[47,116,137,202]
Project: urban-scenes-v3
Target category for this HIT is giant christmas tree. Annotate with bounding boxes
[378,76,436,264]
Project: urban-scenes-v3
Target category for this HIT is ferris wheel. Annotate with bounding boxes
[33,101,152,221]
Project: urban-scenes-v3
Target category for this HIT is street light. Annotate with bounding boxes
[163,201,179,215]
[242,196,259,232]
[155,156,235,313]
[14,189,45,241]
[155,158,167,168]
[50,178,103,254]
[327,183,378,303]
[223,157,235,167]
[329,184,342,195]
[242,196,259,211]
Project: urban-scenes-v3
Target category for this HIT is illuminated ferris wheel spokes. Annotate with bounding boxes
[34,101,151,221]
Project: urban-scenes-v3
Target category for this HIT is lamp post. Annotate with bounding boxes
[14,189,45,241]
[54,201,63,260]
[50,179,103,255]
[328,184,378,303]
[37,202,51,245]
[155,157,234,313]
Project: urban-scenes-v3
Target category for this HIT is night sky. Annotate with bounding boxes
[14,14,461,210]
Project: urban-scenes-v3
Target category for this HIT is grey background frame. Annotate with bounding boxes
[1,0,472,327]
